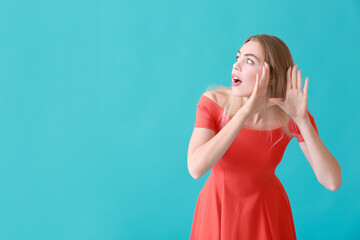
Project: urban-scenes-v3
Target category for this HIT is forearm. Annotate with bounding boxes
[191,107,250,180]
[296,116,342,190]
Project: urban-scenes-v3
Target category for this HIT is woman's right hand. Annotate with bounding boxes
[242,62,276,115]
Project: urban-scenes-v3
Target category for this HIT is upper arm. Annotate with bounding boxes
[187,91,217,176]
[188,90,217,160]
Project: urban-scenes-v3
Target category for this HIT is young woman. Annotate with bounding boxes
[187,34,342,239]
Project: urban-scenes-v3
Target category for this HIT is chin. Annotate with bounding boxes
[231,87,251,97]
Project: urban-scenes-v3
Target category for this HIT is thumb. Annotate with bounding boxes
[253,73,259,91]
[269,98,285,107]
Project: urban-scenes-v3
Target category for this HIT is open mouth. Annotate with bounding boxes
[233,79,242,83]
[233,78,242,83]
[232,73,242,83]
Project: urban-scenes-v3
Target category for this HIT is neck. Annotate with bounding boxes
[236,96,275,125]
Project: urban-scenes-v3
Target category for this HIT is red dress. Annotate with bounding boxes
[190,94,319,240]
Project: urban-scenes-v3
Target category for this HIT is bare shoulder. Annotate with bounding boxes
[202,90,217,102]
[202,87,231,107]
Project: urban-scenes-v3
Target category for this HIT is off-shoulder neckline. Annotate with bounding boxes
[201,94,283,131]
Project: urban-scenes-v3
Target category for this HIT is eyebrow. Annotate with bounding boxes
[237,50,260,62]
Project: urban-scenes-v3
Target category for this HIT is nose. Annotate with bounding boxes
[234,62,241,72]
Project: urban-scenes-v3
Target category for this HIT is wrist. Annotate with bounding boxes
[239,106,251,119]
[294,114,310,128]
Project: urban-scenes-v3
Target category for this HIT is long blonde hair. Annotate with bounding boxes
[207,34,301,149]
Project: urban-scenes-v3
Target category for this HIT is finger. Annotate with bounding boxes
[297,69,302,91]
[269,98,285,111]
[292,64,297,89]
[287,66,292,90]
[253,73,259,91]
[260,64,265,86]
[304,77,309,95]
[265,62,270,87]
[269,98,284,106]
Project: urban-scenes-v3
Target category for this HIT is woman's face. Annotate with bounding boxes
[232,40,265,97]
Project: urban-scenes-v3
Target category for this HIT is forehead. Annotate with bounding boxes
[238,40,264,61]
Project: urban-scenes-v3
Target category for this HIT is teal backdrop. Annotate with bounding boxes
[0,0,359,239]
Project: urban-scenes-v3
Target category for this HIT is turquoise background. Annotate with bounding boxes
[0,0,359,239]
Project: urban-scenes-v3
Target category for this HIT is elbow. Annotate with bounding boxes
[188,159,201,180]
[190,168,203,180]
[191,173,201,180]
[325,175,342,191]
[329,179,342,191]
[327,183,341,191]
[323,163,342,191]
[189,170,201,180]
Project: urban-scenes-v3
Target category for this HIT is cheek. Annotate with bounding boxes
[252,67,263,80]
[245,69,261,81]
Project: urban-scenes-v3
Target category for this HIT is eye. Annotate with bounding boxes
[235,56,254,64]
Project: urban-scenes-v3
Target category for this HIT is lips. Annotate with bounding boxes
[232,73,242,83]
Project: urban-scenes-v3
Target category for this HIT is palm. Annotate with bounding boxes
[282,87,308,120]
[269,65,309,122]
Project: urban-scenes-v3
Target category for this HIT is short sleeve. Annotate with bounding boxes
[289,110,319,143]
[194,95,217,132]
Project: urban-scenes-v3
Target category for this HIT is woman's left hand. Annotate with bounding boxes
[268,64,309,123]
